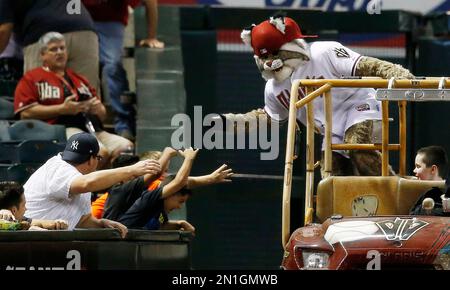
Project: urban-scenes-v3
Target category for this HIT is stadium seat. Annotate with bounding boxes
[316,176,446,222]
[0,80,17,97]
[0,163,41,184]
[0,120,10,141]
[7,163,41,184]
[8,119,66,142]
[0,98,14,120]
[0,140,65,164]
[0,164,8,181]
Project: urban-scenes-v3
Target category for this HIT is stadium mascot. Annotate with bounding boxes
[220,14,414,177]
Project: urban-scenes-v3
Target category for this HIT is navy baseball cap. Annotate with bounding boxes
[62,132,100,164]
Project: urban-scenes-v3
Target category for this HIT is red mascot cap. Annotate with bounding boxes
[251,17,317,57]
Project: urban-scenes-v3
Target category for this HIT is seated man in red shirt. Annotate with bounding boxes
[14,32,133,168]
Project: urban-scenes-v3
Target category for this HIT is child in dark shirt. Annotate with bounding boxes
[119,174,195,234]
[102,147,198,232]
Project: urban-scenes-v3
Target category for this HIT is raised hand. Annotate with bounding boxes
[210,164,234,184]
[163,147,179,158]
[131,159,161,177]
[178,147,199,160]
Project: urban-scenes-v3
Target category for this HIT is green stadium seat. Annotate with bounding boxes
[8,119,66,142]
[0,80,17,97]
[0,164,8,181]
[0,163,41,184]
[0,140,65,164]
[0,98,14,120]
[0,120,10,141]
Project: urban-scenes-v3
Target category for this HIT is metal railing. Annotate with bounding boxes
[281,77,450,249]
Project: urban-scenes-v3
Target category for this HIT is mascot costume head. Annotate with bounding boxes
[241,15,317,82]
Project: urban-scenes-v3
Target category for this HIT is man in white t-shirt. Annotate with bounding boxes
[223,15,413,176]
[24,132,161,237]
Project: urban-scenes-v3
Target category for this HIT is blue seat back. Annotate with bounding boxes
[8,120,66,143]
